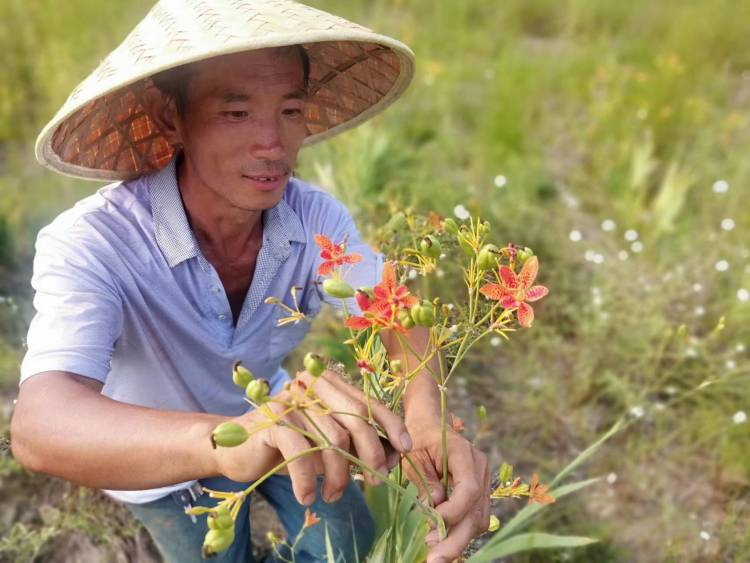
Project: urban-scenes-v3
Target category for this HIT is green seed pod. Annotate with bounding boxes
[303,352,326,378]
[209,506,234,530]
[517,246,535,263]
[443,218,459,235]
[203,528,235,557]
[245,379,270,404]
[390,359,402,373]
[398,308,415,329]
[477,244,499,272]
[385,211,407,232]
[322,278,355,298]
[479,220,491,236]
[418,300,435,326]
[231,361,254,388]
[210,422,249,449]
[419,235,442,260]
[411,301,435,327]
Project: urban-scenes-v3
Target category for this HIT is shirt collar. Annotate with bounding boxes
[149,154,306,268]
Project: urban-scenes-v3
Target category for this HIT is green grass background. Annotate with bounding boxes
[1,0,749,561]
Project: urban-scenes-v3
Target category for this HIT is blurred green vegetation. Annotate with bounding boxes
[1,0,749,561]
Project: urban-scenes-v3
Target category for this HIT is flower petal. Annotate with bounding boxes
[525,285,549,302]
[499,295,518,309]
[343,254,363,265]
[381,262,397,290]
[518,256,539,290]
[314,234,334,253]
[355,291,372,312]
[499,266,518,289]
[517,302,535,327]
[318,261,334,277]
[345,316,372,330]
[479,283,506,301]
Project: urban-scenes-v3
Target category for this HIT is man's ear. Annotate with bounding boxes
[142,82,183,148]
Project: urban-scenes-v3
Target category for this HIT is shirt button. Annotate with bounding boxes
[213,287,221,293]
[217,314,227,321]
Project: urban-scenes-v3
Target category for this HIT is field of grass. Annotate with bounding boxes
[1,0,749,561]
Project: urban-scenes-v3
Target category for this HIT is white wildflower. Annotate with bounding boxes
[453,204,470,220]
[721,218,735,231]
[493,175,507,188]
[624,229,639,242]
[606,472,618,484]
[601,219,616,232]
[712,180,729,193]
[694,306,705,316]
[629,405,645,419]
[699,530,711,541]
[733,411,747,425]
[737,288,749,302]
[631,241,644,253]
[715,260,729,272]
[692,283,703,292]
[569,229,582,242]
[618,250,629,261]
[490,336,502,347]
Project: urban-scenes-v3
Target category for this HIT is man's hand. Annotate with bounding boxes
[212,369,413,506]
[403,419,491,563]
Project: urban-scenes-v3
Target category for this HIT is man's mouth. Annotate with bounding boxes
[244,174,284,183]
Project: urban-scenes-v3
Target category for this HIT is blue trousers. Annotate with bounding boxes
[124,474,375,562]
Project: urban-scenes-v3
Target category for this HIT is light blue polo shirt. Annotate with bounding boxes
[20,154,383,504]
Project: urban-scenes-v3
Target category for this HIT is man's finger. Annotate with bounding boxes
[322,370,413,453]
[302,411,352,503]
[303,374,388,485]
[434,437,483,526]
[425,512,476,563]
[266,422,321,506]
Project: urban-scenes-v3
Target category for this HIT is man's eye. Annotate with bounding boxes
[223,111,248,120]
[283,108,303,116]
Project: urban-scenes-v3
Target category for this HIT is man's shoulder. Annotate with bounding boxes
[41,176,151,241]
[284,176,350,222]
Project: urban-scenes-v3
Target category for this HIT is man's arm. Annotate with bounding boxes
[10,369,412,507]
[10,371,223,489]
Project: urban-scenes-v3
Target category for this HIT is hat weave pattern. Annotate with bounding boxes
[37,0,415,181]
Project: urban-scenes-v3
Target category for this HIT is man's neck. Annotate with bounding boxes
[176,155,262,263]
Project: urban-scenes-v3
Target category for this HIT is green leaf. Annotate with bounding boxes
[468,533,598,561]
[550,418,624,488]
[481,477,600,546]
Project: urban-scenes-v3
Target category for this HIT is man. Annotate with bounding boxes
[11,2,489,562]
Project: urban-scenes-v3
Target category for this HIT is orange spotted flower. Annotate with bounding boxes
[314,234,362,277]
[527,473,555,505]
[345,262,419,334]
[303,508,321,528]
[479,256,548,328]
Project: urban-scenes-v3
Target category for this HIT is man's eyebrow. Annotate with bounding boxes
[219,89,308,103]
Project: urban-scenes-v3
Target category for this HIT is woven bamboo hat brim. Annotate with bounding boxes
[35,0,415,182]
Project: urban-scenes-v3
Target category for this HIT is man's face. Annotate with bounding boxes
[173,47,308,211]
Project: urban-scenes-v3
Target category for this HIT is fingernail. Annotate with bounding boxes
[302,492,316,506]
[377,465,389,482]
[325,489,343,504]
[400,432,413,451]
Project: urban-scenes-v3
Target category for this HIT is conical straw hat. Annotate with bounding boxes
[35,0,415,182]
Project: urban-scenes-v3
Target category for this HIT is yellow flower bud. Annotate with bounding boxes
[202,528,234,557]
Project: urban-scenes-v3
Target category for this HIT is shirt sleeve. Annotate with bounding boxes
[20,222,124,385]
[309,194,384,316]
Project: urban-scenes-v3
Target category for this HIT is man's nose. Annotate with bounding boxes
[250,119,285,160]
